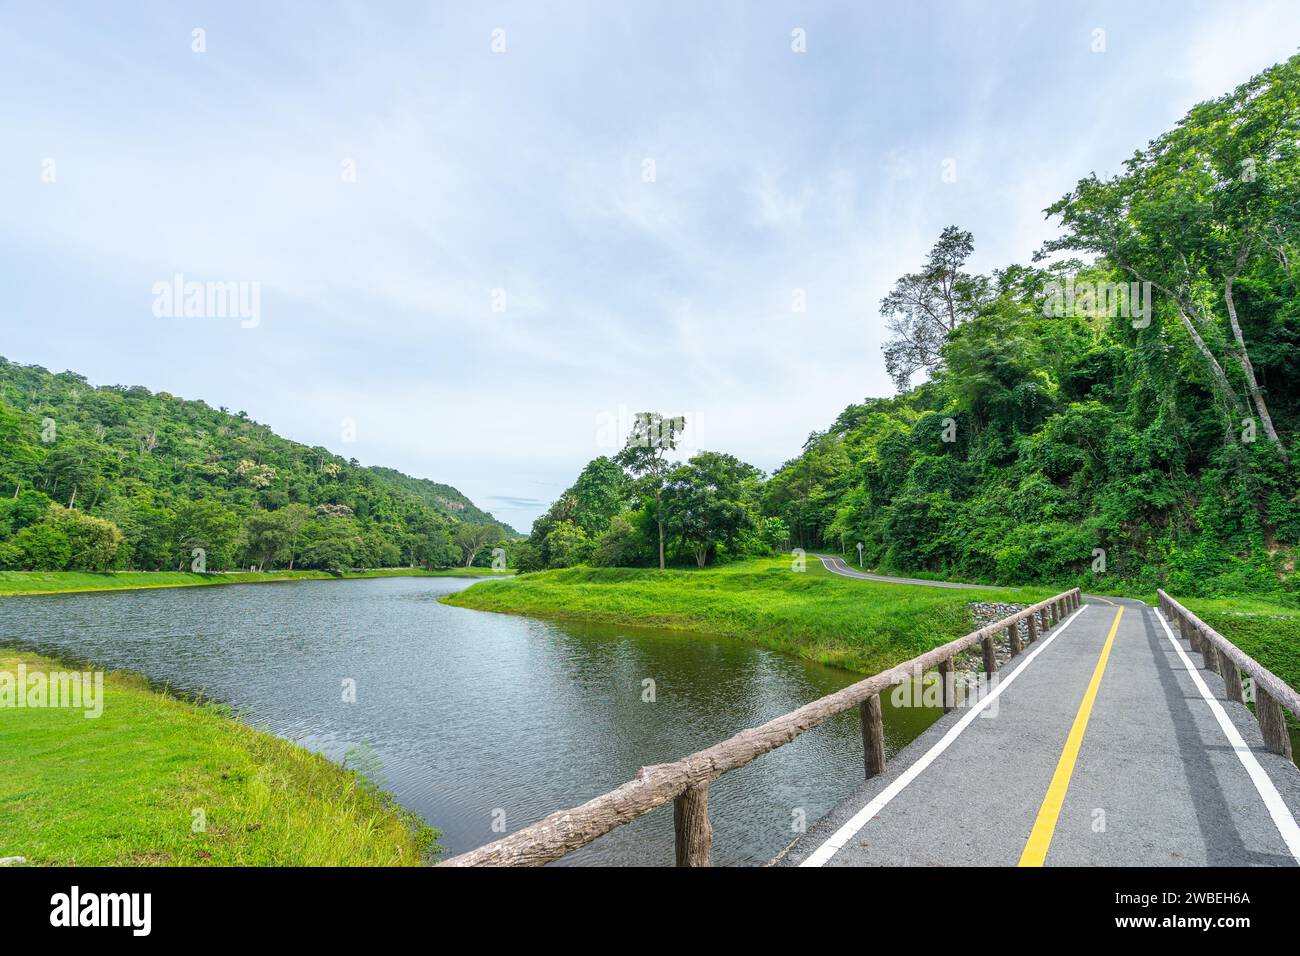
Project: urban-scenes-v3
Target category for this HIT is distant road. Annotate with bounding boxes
[812,553,996,590]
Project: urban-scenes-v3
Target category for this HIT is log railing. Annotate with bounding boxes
[1158,590,1298,762]
[440,587,1083,867]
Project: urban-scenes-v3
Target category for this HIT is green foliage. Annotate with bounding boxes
[756,57,1300,598]
[0,359,502,573]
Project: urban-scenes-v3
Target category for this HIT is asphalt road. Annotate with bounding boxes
[779,593,1300,867]
[813,553,995,589]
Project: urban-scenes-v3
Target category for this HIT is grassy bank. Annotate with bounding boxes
[0,647,438,865]
[0,566,513,598]
[1180,596,1300,696]
[441,557,1058,673]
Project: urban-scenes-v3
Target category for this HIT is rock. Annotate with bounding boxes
[0,857,27,866]
[955,602,1033,674]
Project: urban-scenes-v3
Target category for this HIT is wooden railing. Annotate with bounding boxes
[1158,590,1298,762]
[440,587,1083,867]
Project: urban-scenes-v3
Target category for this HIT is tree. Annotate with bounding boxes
[1044,54,1299,457]
[662,452,761,567]
[3,521,71,570]
[764,431,845,549]
[49,505,123,571]
[614,412,684,570]
[244,510,289,571]
[543,521,591,568]
[880,226,992,391]
[590,512,643,566]
[170,499,240,570]
[297,516,363,570]
[569,457,629,535]
[453,522,498,567]
[277,503,314,570]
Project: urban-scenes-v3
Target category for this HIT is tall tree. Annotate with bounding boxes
[614,412,684,570]
[880,226,992,391]
[1044,54,1299,457]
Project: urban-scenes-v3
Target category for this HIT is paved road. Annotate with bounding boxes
[813,553,997,590]
[781,595,1300,867]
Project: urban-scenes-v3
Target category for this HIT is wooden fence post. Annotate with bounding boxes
[1256,687,1294,761]
[1202,635,1219,675]
[982,635,997,675]
[1026,613,1038,644]
[861,694,886,778]
[674,783,712,867]
[1218,650,1244,704]
[937,657,955,712]
[1007,623,1022,657]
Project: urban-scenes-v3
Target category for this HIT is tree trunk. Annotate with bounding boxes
[656,491,665,570]
[1172,303,1247,420]
[1224,257,1286,457]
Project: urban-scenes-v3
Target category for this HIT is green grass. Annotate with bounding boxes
[441,557,1060,674]
[0,566,513,598]
[1179,595,1300,695]
[0,647,438,866]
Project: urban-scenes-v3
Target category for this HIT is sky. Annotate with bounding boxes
[1,2,1298,532]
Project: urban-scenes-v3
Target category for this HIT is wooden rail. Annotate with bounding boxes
[440,587,1083,867]
[1158,590,1298,762]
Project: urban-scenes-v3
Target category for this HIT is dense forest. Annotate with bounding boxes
[520,56,1300,600]
[0,359,512,572]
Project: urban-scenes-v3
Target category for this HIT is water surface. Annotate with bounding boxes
[0,576,940,865]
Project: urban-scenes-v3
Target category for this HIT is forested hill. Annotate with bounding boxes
[368,467,517,536]
[0,357,511,572]
[763,56,1299,597]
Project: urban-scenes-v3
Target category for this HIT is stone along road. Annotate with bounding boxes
[785,562,1300,866]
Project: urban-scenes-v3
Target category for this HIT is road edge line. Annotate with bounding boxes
[798,602,1092,867]
[1154,608,1300,864]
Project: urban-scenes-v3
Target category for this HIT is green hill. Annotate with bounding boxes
[368,467,517,536]
[0,356,509,572]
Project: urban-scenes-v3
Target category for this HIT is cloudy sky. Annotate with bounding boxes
[2,2,1297,531]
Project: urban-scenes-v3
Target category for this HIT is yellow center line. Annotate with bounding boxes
[1018,605,1124,867]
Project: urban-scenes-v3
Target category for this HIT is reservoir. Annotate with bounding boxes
[0,575,941,865]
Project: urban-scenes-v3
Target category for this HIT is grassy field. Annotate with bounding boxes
[441,557,1060,673]
[0,565,513,598]
[0,647,438,866]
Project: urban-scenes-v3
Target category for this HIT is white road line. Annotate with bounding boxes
[1153,609,1300,864]
[799,603,1092,867]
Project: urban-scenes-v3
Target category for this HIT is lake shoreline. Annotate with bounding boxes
[0,645,439,866]
[441,558,1060,674]
[0,566,514,598]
